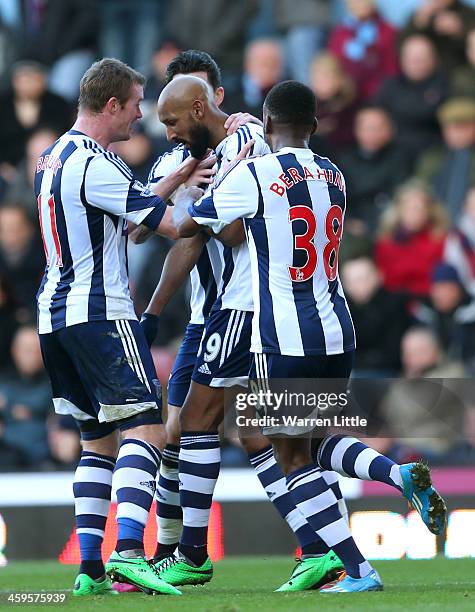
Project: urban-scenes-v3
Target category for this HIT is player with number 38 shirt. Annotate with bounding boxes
[189,127,355,359]
[173,81,447,595]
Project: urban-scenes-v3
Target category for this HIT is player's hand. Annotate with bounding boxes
[224,112,263,135]
[129,224,154,244]
[185,153,217,187]
[179,185,205,203]
[140,312,159,347]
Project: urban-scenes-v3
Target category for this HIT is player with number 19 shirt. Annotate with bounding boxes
[190,147,355,357]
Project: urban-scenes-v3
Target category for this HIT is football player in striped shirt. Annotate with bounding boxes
[147,74,347,591]
[137,51,246,564]
[136,53,343,591]
[35,58,213,597]
[173,80,448,593]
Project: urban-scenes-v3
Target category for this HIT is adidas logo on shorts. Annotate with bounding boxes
[198,363,212,375]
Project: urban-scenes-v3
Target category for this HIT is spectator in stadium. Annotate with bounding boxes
[141,41,183,142]
[308,52,358,153]
[0,274,19,374]
[402,0,475,73]
[4,127,59,217]
[444,187,475,297]
[100,0,163,72]
[143,40,182,103]
[337,105,410,233]
[328,0,398,101]
[375,34,448,165]
[231,38,284,117]
[450,27,475,98]
[0,326,52,467]
[0,411,28,470]
[374,0,426,28]
[47,415,81,469]
[0,203,45,318]
[165,0,258,91]
[0,61,72,168]
[412,262,475,370]
[379,326,466,463]
[21,0,98,102]
[416,97,475,219]
[341,257,413,375]
[375,179,448,297]
[274,0,330,84]
[0,8,19,90]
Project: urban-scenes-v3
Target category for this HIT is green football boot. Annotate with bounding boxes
[154,552,213,586]
[275,551,345,592]
[105,551,182,595]
[73,573,118,597]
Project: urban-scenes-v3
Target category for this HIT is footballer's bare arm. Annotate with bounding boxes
[145,233,206,316]
[129,154,216,242]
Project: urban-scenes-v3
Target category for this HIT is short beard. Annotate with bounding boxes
[189,123,211,159]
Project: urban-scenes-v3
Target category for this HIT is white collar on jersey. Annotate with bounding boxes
[277,146,313,155]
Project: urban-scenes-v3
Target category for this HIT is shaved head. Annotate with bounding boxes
[157,75,219,157]
[158,74,214,112]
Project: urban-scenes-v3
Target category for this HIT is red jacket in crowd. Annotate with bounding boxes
[328,15,398,101]
[375,229,446,297]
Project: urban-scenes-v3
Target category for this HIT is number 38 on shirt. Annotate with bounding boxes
[288,204,343,283]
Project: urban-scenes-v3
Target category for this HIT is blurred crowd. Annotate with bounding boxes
[1,0,475,471]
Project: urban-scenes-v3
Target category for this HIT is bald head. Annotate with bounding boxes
[157,75,222,156]
[158,74,214,113]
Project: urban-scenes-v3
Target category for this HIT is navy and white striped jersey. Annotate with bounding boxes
[35,130,167,334]
[147,143,224,325]
[210,122,269,312]
[189,147,356,356]
[148,123,268,318]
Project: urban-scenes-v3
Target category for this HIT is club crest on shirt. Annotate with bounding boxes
[131,180,154,197]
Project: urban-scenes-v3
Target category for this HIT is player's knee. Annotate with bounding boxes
[239,433,271,456]
[179,405,219,432]
[122,423,167,450]
[277,453,308,476]
[81,430,119,458]
[179,386,223,432]
[274,441,312,476]
[166,405,182,445]
[119,408,166,450]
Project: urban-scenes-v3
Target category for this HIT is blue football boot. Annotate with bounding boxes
[400,461,447,535]
[320,570,383,593]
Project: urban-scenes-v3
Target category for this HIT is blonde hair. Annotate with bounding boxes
[310,52,355,105]
[378,179,448,238]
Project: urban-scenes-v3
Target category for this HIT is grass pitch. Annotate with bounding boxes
[0,557,474,611]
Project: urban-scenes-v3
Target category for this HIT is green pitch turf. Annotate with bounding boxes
[0,557,474,611]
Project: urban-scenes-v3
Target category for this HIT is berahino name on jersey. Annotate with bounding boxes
[189,147,355,357]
